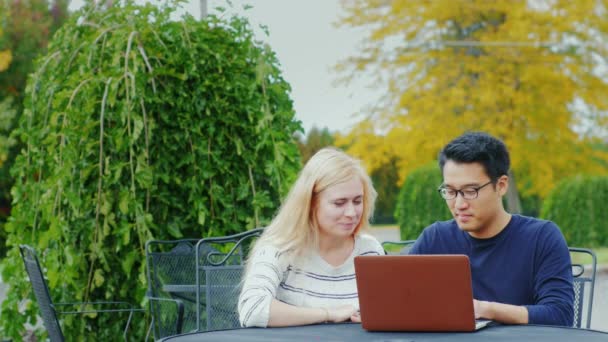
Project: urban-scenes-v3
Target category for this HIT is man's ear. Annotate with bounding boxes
[497,175,509,196]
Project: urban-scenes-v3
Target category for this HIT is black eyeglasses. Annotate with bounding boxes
[437,181,493,200]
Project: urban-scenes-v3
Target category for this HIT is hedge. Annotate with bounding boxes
[540,175,608,247]
[394,162,452,240]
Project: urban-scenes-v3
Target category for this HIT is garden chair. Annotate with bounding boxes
[145,238,202,340]
[19,244,144,342]
[569,247,597,329]
[195,228,264,332]
[381,240,416,255]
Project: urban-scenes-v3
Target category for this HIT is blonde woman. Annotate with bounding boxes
[238,147,385,328]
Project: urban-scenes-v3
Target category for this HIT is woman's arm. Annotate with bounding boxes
[238,245,360,327]
[238,246,284,327]
[268,299,358,327]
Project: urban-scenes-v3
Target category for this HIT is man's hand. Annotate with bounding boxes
[473,299,485,319]
[473,299,529,324]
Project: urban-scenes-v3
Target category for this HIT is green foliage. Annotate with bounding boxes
[1,2,301,340]
[295,126,335,164]
[395,162,451,240]
[540,175,608,247]
[0,0,69,259]
[370,158,399,224]
[0,97,16,259]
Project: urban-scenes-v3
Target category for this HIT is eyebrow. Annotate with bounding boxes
[332,195,363,201]
[441,183,483,188]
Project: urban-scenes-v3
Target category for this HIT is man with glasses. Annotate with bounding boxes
[409,132,574,326]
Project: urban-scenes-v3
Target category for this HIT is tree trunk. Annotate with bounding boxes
[506,169,522,214]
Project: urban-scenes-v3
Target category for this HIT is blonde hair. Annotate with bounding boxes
[251,147,377,259]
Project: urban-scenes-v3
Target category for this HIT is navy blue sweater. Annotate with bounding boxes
[409,214,574,326]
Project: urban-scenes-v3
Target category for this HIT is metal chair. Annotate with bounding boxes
[195,228,264,332]
[569,247,597,329]
[19,244,143,342]
[381,240,416,255]
[145,238,202,340]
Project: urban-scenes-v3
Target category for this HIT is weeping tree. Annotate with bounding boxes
[0,1,301,339]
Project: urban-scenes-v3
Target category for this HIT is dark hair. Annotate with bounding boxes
[438,132,510,181]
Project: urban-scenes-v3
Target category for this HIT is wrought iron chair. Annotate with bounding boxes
[195,228,264,332]
[381,240,417,255]
[145,238,202,340]
[569,247,597,329]
[19,244,144,342]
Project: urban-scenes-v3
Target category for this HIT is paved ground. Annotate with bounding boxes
[368,226,608,332]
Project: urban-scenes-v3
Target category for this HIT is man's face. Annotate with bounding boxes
[441,160,507,238]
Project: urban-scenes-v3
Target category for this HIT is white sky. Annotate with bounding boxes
[69,0,378,135]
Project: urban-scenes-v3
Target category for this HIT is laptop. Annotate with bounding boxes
[354,254,492,332]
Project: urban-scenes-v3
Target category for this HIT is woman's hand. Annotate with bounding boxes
[327,305,359,323]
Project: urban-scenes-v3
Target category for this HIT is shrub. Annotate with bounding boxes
[540,175,608,247]
[395,162,451,240]
[0,2,301,339]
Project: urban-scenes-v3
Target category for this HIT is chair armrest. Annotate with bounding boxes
[53,301,145,340]
[53,301,144,314]
[147,296,185,335]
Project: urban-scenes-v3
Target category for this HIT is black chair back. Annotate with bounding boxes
[569,247,597,329]
[19,245,65,342]
[195,228,264,331]
[381,240,416,255]
[145,239,201,339]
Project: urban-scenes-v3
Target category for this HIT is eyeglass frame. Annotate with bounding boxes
[437,180,494,200]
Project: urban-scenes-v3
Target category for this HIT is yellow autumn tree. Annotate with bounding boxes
[0,25,11,72]
[0,14,13,168]
[336,0,608,199]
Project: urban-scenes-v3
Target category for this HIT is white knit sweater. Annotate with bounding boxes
[238,233,384,327]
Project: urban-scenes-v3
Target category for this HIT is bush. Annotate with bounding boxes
[540,175,608,247]
[395,162,452,240]
[0,2,301,340]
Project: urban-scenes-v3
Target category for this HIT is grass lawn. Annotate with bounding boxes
[596,247,608,264]
[572,247,608,266]
[371,224,399,229]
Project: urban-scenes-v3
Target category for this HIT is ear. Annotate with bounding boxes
[496,175,509,196]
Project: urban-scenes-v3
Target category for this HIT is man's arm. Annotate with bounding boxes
[476,223,574,326]
[408,225,435,255]
[525,223,574,326]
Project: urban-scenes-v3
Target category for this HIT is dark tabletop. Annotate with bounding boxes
[160,322,608,342]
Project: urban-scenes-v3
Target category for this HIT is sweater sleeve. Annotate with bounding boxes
[238,245,286,328]
[408,224,435,255]
[525,223,574,326]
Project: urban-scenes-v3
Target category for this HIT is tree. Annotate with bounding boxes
[1,2,301,339]
[0,0,69,258]
[0,0,68,100]
[295,125,335,163]
[336,0,608,200]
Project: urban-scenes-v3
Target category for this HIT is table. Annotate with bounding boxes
[160,322,608,342]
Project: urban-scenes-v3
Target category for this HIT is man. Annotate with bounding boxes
[409,132,574,326]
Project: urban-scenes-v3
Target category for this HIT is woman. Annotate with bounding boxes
[238,147,385,327]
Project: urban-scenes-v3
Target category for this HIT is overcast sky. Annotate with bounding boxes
[69,0,377,135]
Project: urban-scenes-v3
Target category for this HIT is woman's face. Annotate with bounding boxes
[315,176,364,239]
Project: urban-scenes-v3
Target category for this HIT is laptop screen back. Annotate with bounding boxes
[354,255,477,331]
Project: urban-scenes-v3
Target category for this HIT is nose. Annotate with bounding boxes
[453,193,469,210]
[344,202,356,217]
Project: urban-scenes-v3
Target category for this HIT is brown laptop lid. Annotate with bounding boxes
[354,255,476,332]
